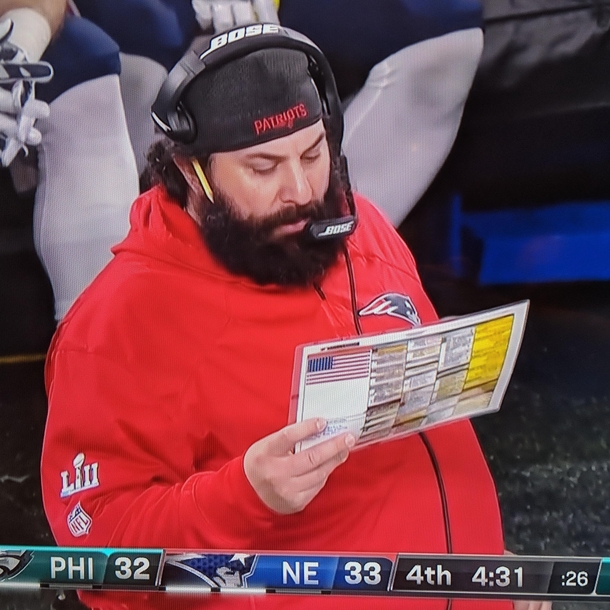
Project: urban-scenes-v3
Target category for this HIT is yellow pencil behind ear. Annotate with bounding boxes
[191,159,215,203]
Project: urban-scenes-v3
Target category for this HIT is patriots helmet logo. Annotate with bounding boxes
[358,293,421,326]
[163,553,256,588]
[0,550,33,582]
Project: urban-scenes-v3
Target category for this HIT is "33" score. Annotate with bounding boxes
[334,557,393,591]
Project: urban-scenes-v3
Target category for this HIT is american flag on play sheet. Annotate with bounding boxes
[305,351,371,385]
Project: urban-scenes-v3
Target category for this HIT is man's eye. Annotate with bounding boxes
[303,152,321,163]
[252,165,275,175]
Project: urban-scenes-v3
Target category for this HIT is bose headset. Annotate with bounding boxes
[151,23,357,241]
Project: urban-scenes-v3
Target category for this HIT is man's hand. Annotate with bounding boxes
[244,418,355,514]
[192,0,279,33]
[0,17,51,166]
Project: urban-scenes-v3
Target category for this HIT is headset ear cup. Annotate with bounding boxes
[168,103,197,144]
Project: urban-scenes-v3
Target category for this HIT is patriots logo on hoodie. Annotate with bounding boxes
[358,293,421,326]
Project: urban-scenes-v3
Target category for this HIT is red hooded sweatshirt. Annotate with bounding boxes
[41,187,511,609]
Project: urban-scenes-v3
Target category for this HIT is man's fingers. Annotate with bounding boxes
[265,418,327,455]
[293,448,350,490]
[291,432,355,476]
[244,421,354,514]
[273,446,350,513]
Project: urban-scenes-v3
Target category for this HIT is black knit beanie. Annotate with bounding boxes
[182,47,324,156]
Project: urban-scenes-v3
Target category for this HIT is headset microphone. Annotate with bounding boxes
[307,216,357,240]
[306,154,357,240]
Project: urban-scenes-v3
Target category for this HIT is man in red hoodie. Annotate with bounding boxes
[41,24,548,610]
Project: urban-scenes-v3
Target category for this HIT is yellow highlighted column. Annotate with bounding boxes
[464,315,513,390]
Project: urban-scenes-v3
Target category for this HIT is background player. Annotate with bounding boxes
[1,0,484,322]
[0,0,138,320]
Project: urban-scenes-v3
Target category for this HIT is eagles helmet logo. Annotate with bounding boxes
[163,553,256,588]
[358,293,421,326]
[0,550,33,582]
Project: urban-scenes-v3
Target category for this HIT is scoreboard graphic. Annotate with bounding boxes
[1,548,610,601]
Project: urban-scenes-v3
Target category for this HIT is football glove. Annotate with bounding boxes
[0,18,52,167]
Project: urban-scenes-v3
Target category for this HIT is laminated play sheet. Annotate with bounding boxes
[290,301,529,452]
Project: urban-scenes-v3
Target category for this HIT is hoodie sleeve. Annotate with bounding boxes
[41,347,276,550]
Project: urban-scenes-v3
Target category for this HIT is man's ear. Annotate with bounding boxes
[173,156,204,196]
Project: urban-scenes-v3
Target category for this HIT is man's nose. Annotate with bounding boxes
[280,160,313,206]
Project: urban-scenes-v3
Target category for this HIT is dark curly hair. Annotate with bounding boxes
[140,139,210,210]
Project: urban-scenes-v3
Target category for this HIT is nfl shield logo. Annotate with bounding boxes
[67,502,92,537]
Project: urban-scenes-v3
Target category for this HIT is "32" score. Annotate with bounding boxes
[103,552,162,586]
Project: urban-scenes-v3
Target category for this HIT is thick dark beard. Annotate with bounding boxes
[196,168,347,286]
